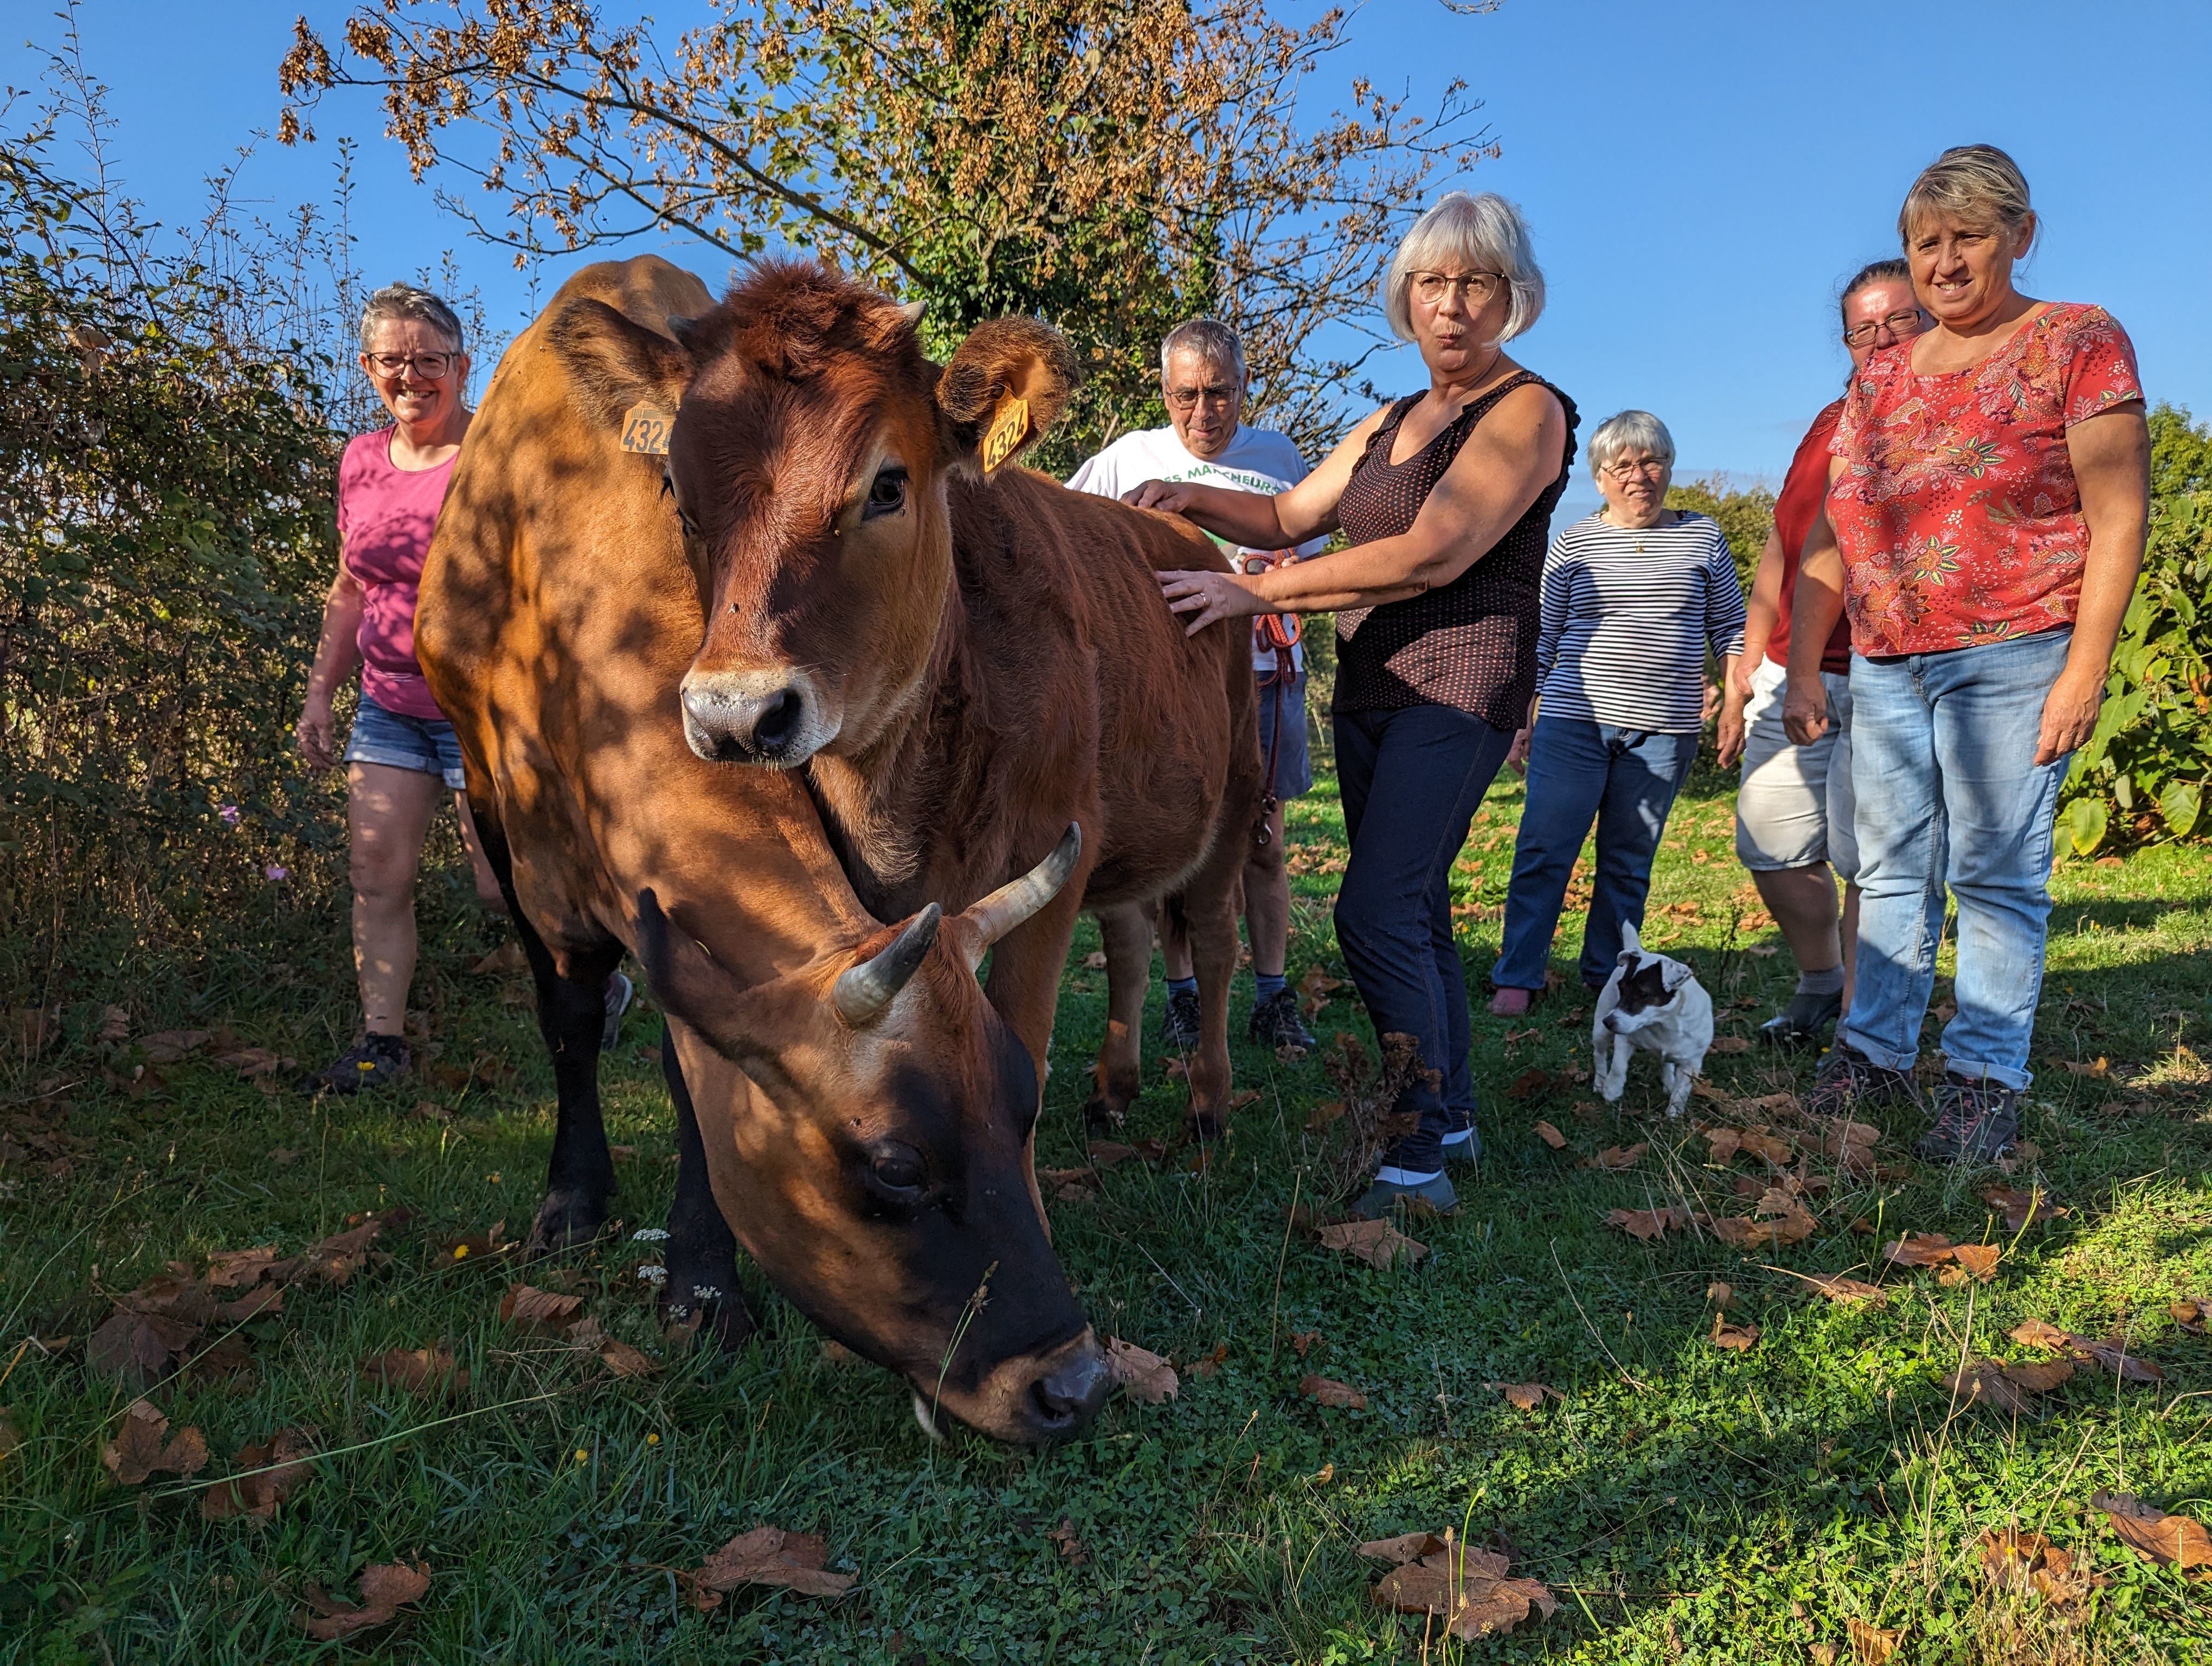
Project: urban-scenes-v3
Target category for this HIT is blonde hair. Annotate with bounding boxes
[1899,144,2036,252]
[1383,191,1545,344]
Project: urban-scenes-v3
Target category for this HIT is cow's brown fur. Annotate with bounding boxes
[416,255,1108,1444]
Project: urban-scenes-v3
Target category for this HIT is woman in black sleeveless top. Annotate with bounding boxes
[1131,190,1578,1217]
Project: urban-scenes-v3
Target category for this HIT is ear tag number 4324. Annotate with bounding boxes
[621,402,675,456]
[981,394,1031,475]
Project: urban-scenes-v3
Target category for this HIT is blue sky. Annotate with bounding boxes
[8,0,2206,501]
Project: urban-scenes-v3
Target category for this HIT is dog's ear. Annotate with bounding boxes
[1660,957,1694,993]
[1621,920,1643,958]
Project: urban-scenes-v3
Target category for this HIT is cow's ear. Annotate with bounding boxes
[546,297,695,430]
[936,317,1081,476]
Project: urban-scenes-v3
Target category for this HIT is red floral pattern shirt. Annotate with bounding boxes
[1828,302,2143,657]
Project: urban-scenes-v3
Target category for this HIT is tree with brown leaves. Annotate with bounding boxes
[278,0,1492,462]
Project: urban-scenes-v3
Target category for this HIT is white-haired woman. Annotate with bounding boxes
[1131,190,1579,1216]
[1489,413,1746,1010]
[1785,144,2147,1161]
[295,285,634,1094]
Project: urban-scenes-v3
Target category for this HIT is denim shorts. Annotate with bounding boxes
[1256,670,1313,800]
[343,695,467,790]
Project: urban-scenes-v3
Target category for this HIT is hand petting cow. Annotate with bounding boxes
[415,256,1114,1445]
[548,260,1271,1144]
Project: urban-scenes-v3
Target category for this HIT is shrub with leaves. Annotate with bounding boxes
[2058,404,2211,854]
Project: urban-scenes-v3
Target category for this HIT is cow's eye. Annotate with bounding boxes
[861,466,908,521]
[865,1142,927,1197]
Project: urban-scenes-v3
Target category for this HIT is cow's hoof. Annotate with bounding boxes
[660,1290,755,1353]
[1184,1108,1225,1144]
[525,1189,611,1255]
[1080,1095,1125,1133]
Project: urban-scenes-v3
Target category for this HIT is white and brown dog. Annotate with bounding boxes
[1592,922,1713,1118]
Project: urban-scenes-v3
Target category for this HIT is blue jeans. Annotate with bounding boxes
[1840,629,2072,1091]
[1493,717,1698,991]
[1334,704,1518,1174]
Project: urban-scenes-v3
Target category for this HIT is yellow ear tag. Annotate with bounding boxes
[980,393,1032,475]
[619,402,676,456]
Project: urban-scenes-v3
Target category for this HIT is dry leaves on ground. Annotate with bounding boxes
[1794,1272,1888,1305]
[2092,1491,2212,1569]
[1298,968,1344,1018]
[1046,1518,1091,1565]
[1290,1330,1322,1357]
[1104,1337,1178,1404]
[1983,1184,2067,1233]
[1506,1066,1552,1100]
[360,1345,469,1395]
[1532,1120,1566,1150]
[1304,1097,1347,1131]
[1036,1166,1101,1201]
[1086,1139,1165,1169]
[1847,1616,1901,1662]
[2009,1320,2164,1384]
[682,1526,854,1610]
[1300,1374,1368,1409]
[1606,1206,1690,1242]
[565,1317,657,1379]
[472,941,528,975]
[499,1284,584,1333]
[201,1427,317,1520]
[101,1399,207,1484]
[1710,1317,1762,1351]
[1977,1528,2095,1603]
[1707,1036,1751,1054]
[2049,1056,2111,1078]
[1358,1529,1557,1642]
[299,1561,432,1641]
[1707,1280,1737,1309]
[2172,1300,2208,1335]
[1702,1195,1817,1249]
[436,1220,513,1265]
[1187,1343,1229,1377]
[1488,1381,1560,1411]
[1705,1125,1795,1166]
[1313,1216,1428,1268]
[1591,1143,1648,1170]
[139,1029,210,1064]
[1082,950,1108,969]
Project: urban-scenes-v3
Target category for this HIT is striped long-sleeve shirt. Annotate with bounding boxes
[1534,511,1747,734]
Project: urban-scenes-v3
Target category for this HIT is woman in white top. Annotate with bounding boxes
[1489,411,1746,1011]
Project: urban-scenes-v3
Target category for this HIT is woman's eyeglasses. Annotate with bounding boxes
[365,351,459,380]
[1410,270,1503,307]
[1841,309,1930,348]
[1602,457,1668,480]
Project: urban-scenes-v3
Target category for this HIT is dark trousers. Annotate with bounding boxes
[1333,703,1517,1174]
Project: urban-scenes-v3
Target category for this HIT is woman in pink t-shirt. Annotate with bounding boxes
[294,286,512,1092]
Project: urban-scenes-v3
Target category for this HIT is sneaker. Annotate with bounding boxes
[1439,1114,1482,1166]
[1353,1166,1458,1219]
[1801,1041,1915,1120]
[1917,1074,2021,1162]
[302,1032,410,1095]
[1760,989,1843,1052]
[603,970,634,1050]
[1248,986,1316,1050]
[1163,985,1202,1051]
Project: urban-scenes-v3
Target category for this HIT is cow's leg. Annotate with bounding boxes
[1180,861,1242,1143]
[1080,902,1155,1131]
[659,1022,754,1348]
[468,806,623,1253]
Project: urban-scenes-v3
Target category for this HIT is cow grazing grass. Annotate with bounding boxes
[2,765,2208,1662]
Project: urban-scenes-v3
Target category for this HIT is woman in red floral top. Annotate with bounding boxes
[1784,145,2150,1161]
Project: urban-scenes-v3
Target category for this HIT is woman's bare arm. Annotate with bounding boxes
[1124,402,1391,547]
[2038,403,2151,762]
[297,559,366,768]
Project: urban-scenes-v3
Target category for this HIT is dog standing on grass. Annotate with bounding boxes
[1592,922,1714,1118]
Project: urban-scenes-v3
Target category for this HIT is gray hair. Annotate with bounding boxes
[1586,410,1675,483]
[1160,318,1246,383]
[1899,144,2037,254]
[359,281,465,354]
[1383,191,1546,344]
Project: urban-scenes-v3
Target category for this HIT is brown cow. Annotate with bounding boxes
[415,255,1110,1444]
[545,261,1268,1140]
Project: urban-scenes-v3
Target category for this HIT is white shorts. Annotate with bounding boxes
[1735,658,1856,880]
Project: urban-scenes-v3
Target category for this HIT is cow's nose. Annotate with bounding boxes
[1028,1342,1111,1437]
[679,672,815,764]
[753,686,803,754]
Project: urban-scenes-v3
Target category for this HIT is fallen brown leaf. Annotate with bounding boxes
[1943,1360,2036,1416]
[2172,1300,2208,1336]
[1228,1088,1262,1112]
[1082,950,1108,969]
[214,1046,284,1079]
[203,1246,279,1289]
[1046,1517,1091,1565]
[438,1220,511,1265]
[471,941,528,975]
[684,1526,853,1609]
[1707,1036,1751,1055]
[359,1345,468,1394]
[2078,1335,2163,1384]
[1313,1217,1427,1268]
[1848,1616,1901,1663]
[499,1284,584,1332]
[1532,1120,1566,1150]
[566,1318,657,1379]
[1037,1166,1101,1201]
[86,1310,200,1385]
[2002,1360,2075,1393]
[1489,1381,1557,1411]
[2093,1491,2212,1569]
[96,1004,131,1043]
[1707,1280,1737,1309]
[1506,1066,1552,1100]
[1364,1530,1557,1642]
[1290,1330,1322,1357]
[139,1029,210,1064]
[1300,1374,1368,1409]
[1187,1342,1229,1378]
[1104,1337,1178,1404]
[1710,1317,1761,1351]
[1592,1142,1648,1170]
[1605,1206,1688,1242]
[299,1218,387,1285]
[1882,1232,1956,1268]
[1304,1097,1347,1131]
[1798,1272,1887,1305]
[2050,1056,2110,1078]
[1085,1140,1149,1169]
[2010,1318,2076,1351]
[201,1427,317,1520]
[1938,1243,2001,1285]
[101,1399,208,1485]
[300,1560,432,1641]
[1977,1528,2084,1602]
[1984,1184,2067,1233]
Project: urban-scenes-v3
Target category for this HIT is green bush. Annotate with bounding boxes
[2058,403,2212,853]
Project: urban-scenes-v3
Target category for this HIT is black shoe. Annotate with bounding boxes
[1802,1041,1915,1119]
[1163,985,1202,1051]
[1917,1073,2021,1162]
[603,971,634,1050]
[1248,986,1316,1050]
[303,1032,410,1095]
[1761,989,1843,1052]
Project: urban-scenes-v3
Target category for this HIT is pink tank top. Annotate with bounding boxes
[337,429,456,721]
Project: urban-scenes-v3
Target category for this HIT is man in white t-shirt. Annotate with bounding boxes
[1068,318,1326,1051]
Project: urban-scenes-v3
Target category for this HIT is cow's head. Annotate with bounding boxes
[547,260,1078,766]
[635,825,1108,1445]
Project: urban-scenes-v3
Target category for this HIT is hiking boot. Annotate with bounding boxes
[1352,1166,1458,1219]
[1163,985,1202,1051]
[1249,986,1316,1050]
[1439,1113,1482,1166]
[603,970,634,1050]
[1917,1074,2021,1162]
[1760,988,1842,1052]
[302,1032,410,1095]
[1801,1041,1915,1119]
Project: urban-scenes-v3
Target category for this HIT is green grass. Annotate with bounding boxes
[3,768,2209,1663]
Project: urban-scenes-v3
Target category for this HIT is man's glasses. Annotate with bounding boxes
[365,351,459,380]
[1165,384,1239,412]
[1411,270,1503,306]
[1602,457,1668,480]
[1841,309,1930,348]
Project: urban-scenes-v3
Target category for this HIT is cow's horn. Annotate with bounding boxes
[833,903,943,1027]
[897,299,925,327]
[961,824,1083,960]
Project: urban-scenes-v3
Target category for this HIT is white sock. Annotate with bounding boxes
[1375,1165,1443,1187]
[1439,1126,1474,1146]
[1796,964,1845,998]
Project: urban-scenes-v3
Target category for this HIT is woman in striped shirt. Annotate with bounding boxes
[1489,411,1746,1012]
